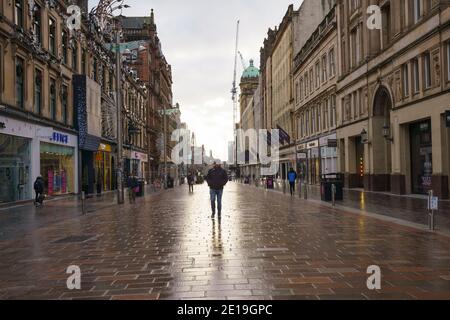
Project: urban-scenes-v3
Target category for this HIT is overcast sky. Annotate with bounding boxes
[95,0,303,160]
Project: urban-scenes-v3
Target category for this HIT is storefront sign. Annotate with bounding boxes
[51,132,69,144]
[307,140,319,149]
[99,143,112,152]
[327,139,338,148]
[132,151,148,162]
[446,110,450,128]
[297,153,307,159]
[296,143,306,151]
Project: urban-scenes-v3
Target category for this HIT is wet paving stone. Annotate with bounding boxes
[0,183,449,300]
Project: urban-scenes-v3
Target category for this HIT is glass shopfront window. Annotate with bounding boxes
[95,150,113,191]
[0,134,31,203]
[40,142,75,195]
[410,120,433,195]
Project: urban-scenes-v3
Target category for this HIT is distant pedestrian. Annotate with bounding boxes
[187,172,195,193]
[128,175,138,204]
[287,168,298,196]
[33,176,45,207]
[206,162,228,219]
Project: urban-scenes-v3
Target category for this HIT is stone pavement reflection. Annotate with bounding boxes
[0,182,449,300]
[255,179,450,233]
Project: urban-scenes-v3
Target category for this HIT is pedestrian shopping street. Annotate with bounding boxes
[0,183,449,300]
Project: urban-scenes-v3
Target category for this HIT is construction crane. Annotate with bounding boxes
[238,51,247,70]
[231,20,240,168]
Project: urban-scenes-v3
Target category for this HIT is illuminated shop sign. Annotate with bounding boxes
[51,132,69,144]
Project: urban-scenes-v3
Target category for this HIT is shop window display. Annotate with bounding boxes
[0,134,31,203]
[40,143,75,195]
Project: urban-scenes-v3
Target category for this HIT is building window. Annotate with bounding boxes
[81,49,87,75]
[305,73,309,95]
[330,95,336,127]
[315,62,320,88]
[329,48,336,77]
[403,64,409,97]
[412,58,420,93]
[350,28,357,68]
[15,57,25,109]
[14,0,24,28]
[93,58,98,82]
[49,18,56,56]
[33,4,41,44]
[381,4,391,48]
[50,79,56,120]
[317,105,321,132]
[72,41,78,71]
[447,42,450,82]
[299,78,303,100]
[414,0,421,23]
[309,69,314,93]
[424,52,431,89]
[62,30,68,64]
[61,85,68,125]
[322,55,327,83]
[35,69,42,114]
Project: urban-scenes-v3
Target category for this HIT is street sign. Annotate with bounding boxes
[428,197,439,210]
[159,108,179,116]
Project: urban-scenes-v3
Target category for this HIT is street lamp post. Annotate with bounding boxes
[115,29,125,204]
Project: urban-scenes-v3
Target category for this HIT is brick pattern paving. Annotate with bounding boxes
[253,179,450,232]
[0,183,449,300]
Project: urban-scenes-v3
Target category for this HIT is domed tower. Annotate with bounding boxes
[239,59,259,119]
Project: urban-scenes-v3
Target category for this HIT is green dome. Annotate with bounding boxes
[242,59,259,79]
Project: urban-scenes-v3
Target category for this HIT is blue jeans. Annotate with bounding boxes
[210,189,223,214]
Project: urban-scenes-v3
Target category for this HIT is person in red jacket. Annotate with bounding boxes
[205,162,228,219]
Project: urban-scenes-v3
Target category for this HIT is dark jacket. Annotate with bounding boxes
[287,170,297,183]
[34,178,44,193]
[206,167,228,190]
[127,176,138,189]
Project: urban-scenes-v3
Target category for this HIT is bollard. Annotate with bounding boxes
[283,180,286,194]
[81,191,86,215]
[298,180,302,198]
[428,190,435,231]
[332,184,336,207]
[303,182,308,200]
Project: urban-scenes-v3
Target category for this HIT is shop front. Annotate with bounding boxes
[296,143,307,182]
[94,143,116,192]
[0,133,31,203]
[410,119,433,195]
[0,115,78,203]
[319,134,338,175]
[307,140,320,185]
[124,149,148,181]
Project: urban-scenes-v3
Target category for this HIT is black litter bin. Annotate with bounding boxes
[320,174,343,201]
[266,177,274,189]
[136,180,144,197]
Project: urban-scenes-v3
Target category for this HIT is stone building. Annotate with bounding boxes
[293,5,338,185]
[0,0,150,203]
[335,0,450,199]
[120,9,175,182]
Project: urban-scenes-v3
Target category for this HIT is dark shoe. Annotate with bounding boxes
[211,213,215,219]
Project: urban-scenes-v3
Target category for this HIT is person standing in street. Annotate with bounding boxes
[187,172,195,193]
[288,168,298,196]
[33,176,45,207]
[127,175,138,204]
[206,162,228,219]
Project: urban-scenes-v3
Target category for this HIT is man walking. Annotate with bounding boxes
[206,162,228,219]
[287,168,298,196]
[187,172,195,193]
[33,176,45,207]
